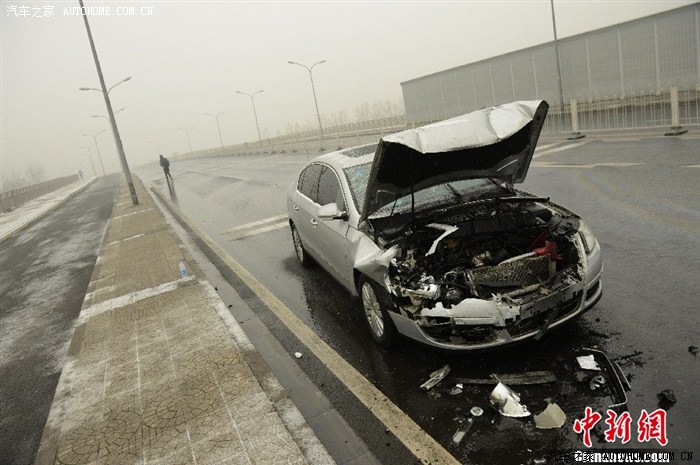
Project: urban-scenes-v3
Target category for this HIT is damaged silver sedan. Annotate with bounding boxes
[287,100,602,350]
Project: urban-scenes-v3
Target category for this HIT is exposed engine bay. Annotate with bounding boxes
[379,199,586,345]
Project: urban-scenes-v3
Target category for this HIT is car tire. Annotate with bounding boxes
[358,276,398,348]
[290,223,313,267]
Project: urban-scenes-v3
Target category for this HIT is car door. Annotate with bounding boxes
[314,165,352,288]
[291,164,322,261]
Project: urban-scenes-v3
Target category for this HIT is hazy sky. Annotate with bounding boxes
[1,0,695,180]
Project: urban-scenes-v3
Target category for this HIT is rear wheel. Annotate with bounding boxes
[290,223,313,267]
[358,276,398,348]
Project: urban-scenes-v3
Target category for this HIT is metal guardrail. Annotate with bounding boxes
[0,174,80,213]
[172,87,697,162]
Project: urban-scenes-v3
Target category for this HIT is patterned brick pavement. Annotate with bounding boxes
[34,179,332,465]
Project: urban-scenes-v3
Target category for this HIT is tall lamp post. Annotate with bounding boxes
[178,127,194,155]
[77,0,138,205]
[80,146,97,177]
[549,0,565,111]
[204,112,225,151]
[82,129,106,176]
[288,60,326,149]
[235,90,263,143]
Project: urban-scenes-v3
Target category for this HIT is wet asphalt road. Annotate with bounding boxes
[0,175,119,465]
[139,136,700,464]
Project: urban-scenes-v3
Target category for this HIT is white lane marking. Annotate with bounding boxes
[533,140,589,158]
[79,276,196,324]
[534,143,558,151]
[684,164,700,168]
[162,198,460,465]
[228,221,289,242]
[532,162,643,169]
[112,207,154,220]
[106,233,145,246]
[220,214,288,234]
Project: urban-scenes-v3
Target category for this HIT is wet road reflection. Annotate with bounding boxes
[138,139,699,463]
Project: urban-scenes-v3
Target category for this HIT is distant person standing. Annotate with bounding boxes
[159,154,172,181]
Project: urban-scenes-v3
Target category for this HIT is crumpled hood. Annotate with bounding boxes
[361,100,548,222]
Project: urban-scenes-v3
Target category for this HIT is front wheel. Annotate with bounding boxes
[290,223,313,267]
[358,276,398,348]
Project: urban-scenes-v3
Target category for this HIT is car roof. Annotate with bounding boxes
[308,143,377,171]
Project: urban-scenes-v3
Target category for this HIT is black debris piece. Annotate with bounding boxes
[657,389,677,410]
[689,345,699,358]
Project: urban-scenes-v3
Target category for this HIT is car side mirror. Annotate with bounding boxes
[318,203,348,221]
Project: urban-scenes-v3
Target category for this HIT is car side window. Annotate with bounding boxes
[317,166,345,209]
[298,164,322,202]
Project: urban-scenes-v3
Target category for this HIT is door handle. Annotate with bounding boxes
[310,219,318,226]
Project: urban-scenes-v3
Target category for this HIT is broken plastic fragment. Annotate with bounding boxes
[489,381,530,417]
[420,364,451,390]
[470,406,483,417]
[450,385,463,395]
[589,375,606,390]
[577,355,600,371]
[456,371,557,386]
[689,345,699,358]
[534,403,566,429]
[294,352,303,359]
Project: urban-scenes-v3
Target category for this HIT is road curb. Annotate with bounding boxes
[147,178,336,465]
[0,178,97,245]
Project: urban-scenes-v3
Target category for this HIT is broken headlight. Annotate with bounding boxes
[578,221,597,254]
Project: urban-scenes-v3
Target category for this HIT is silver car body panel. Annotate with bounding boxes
[287,103,603,351]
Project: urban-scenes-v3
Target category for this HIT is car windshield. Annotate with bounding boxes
[344,162,502,217]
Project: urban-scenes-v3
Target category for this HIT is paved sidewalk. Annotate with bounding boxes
[0,178,95,243]
[34,178,334,465]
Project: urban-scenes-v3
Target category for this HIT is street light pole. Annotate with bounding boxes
[288,60,326,149]
[178,127,194,155]
[204,112,225,151]
[77,0,137,205]
[235,90,263,142]
[81,146,97,177]
[82,129,106,176]
[550,0,565,110]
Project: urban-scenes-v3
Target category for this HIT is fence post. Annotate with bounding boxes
[665,86,688,136]
[567,99,585,140]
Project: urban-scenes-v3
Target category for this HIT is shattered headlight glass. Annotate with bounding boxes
[578,221,597,254]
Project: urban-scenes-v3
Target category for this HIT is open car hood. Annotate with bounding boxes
[361,100,549,222]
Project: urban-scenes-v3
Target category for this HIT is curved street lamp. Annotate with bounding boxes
[82,129,106,175]
[79,76,131,95]
[204,111,225,150]
[92,107,125,121]
[80,146,97,177]
[288,60,326,148]
[178,127,194,155]
[235,90,264,142]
